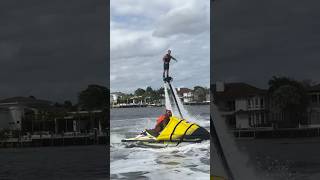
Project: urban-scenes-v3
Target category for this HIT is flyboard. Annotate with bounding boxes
[121,76,210,147]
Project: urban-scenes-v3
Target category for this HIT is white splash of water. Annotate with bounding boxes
[164,83,173,112]
[164,82,207,127]
[111,140,210,180]
[170,83,189,119]
[110,116,210,179]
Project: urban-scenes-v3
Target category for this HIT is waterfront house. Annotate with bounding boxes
[110,94,114,105]
[0,96,107,136]
[206,92,210,103]
[213,82,270,129]
[176,88,193,103]
[110,92,124,106]
[214,81,320,130]
[0,96,52,131]
[54,110,105,134]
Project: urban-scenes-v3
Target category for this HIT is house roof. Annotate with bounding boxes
[308,84,320,92]
[110,92,125,96]
[213,83,267,101]
[177,88,192,95]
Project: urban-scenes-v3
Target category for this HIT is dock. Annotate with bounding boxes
[0,133,108,148]
[233,127,320,138]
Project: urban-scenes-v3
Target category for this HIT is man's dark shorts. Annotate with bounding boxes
[164,63,169,70]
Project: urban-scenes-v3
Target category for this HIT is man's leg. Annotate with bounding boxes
[163,63,166,79]
[146,129,159,137]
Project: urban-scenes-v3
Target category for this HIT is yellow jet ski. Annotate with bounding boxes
[122,116,210,146]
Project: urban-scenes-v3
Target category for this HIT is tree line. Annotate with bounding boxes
[116,85,210,104]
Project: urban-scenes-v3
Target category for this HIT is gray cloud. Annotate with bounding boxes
[213,0,320,88]
[111,0,210,93]
[0,0,108,102]
[153,2,209,37]
[111,30,169,60]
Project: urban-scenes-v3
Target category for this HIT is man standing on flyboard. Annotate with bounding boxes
[163,49,177,81]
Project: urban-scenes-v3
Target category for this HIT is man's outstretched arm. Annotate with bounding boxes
[171,56,178,62]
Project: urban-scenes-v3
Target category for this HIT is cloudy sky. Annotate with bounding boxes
[0,0,107,103]
[213,0,320,88]
[110,0,210,93]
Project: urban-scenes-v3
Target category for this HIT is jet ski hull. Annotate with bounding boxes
[121,116,210,145]
[156,116,210,141]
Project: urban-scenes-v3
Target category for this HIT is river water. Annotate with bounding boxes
[235,138,320,180]
[211,104,320,180]
[0,145,107,180]
[1,104,319,180]
[110,105,210,180]
[112,105,320,180]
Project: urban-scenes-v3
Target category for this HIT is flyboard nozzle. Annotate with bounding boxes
[163,76,173,82]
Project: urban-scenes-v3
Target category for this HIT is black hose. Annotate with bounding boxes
[167,82,184,119]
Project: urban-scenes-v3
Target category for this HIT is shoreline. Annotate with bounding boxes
[235,136,320,143]
[232,127,320,139]
[111,102,210,108]
[0,134,108,148]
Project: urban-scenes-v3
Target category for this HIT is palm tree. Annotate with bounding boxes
[268,76,309,128]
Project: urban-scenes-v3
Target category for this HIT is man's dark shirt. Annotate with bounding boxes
[163,54,176,64]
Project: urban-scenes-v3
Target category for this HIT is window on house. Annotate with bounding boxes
[260,98,264,108]
[227,101,234,111]
[311,94,317,103]
[251,113,255,126]
[256,113,260,125]
[247,99,251,108]
[229,101,235,111]
[261,113,265,124]
[255,98,259,107]
[253,113,256,125]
